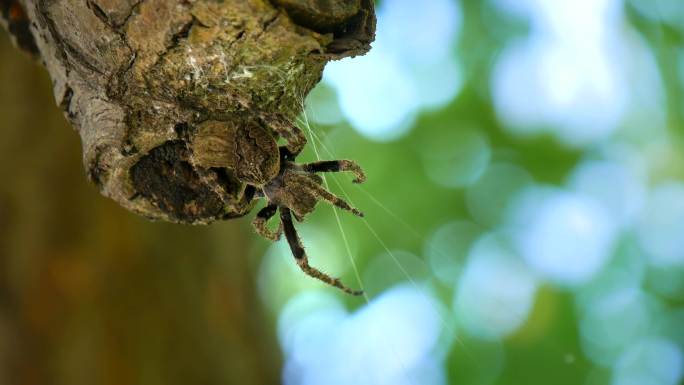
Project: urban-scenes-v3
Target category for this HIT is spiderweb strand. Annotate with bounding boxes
[299,121,465,276]
[304,123,477,365]
[300,105,418,385]
[300,106,367,299]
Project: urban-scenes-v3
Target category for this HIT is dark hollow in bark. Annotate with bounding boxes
[130,140,226,223]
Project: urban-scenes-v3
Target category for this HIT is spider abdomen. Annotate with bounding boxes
[189,120,280,186]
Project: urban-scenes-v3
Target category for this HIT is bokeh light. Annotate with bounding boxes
[579,288,662,366]
[281,285,445,385]
[363,250,431,296]
[322,0,463,141]
[425,220,482,286]
[454,233,538,339]
[491,0,630,146]
[510,187,618,286]
[637,182,684,267]
[466,163,533,227]
[612,338,683,385]
[420,126,491,189]
[568,159,646,229]
[659,309,684,348]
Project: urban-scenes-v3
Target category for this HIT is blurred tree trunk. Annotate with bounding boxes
[0,32,281,385]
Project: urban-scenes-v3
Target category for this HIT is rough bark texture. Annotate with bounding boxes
[1,0,375,224]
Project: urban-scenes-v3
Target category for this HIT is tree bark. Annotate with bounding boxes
[0,0,375,223]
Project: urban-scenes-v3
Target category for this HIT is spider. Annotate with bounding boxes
[131,118,366,295]
[254,146,366,295]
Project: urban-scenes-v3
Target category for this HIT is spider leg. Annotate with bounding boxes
[280,207,363,296]
[252,204,283,241]
[265,113,307,156]
[293,211,305,222]
[302,160,367,184]
[295,175,364,217]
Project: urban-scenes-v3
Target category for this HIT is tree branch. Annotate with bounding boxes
[1,0,375,223]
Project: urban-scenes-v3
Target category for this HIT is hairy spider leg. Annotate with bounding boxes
[293,174,365,217]
[252,204,282,241]
[302,160,367,184]
[265,113,307,156]
[280,207,363,296]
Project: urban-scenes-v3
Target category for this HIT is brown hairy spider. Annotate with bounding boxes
[254,147,366,295]
[141,119,367,295]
